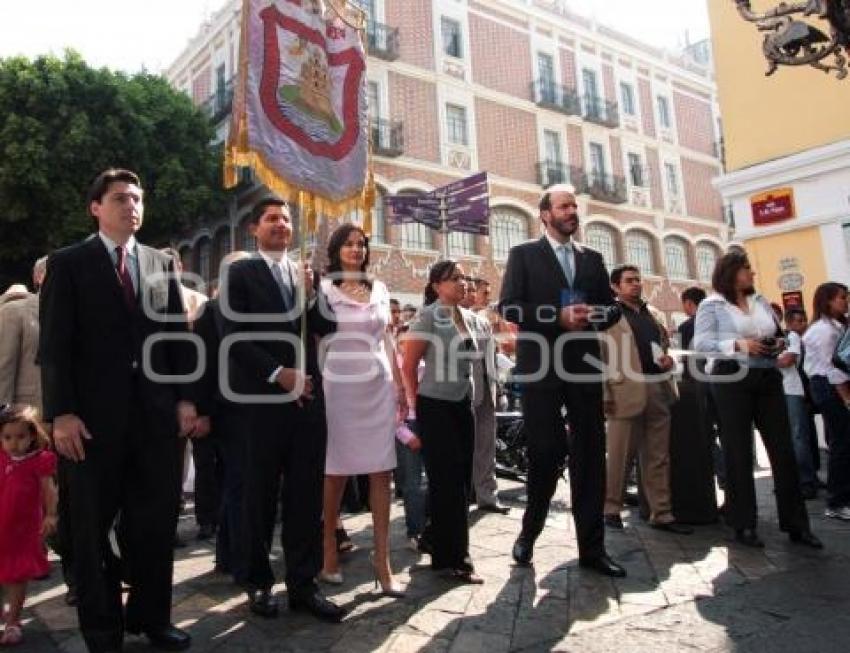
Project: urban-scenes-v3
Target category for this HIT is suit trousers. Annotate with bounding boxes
[241,401,327,593]
[521,382,606,559]
[710,367,809,532]
[214,406,250,578]
[605,383,674,523]
[417,395,475,570]
[472,393,498,506]
[191,433,223,528]
[63,400,181,652]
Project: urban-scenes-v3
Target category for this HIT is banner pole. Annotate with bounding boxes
[299,192,308,375]
[439,193,449,261]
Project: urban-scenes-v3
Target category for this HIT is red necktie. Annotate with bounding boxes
[115,245,137,310]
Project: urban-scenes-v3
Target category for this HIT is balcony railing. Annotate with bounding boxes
[585,171,627,204]
[582,94,620,128]
[367,22,400,61]
[371,117,404,157]
[536,161,583,189]
[713,138,726,168]
[202,77,234,124]
[531,79,581,116]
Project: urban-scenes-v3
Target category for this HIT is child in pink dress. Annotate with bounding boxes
[0,405,58,646]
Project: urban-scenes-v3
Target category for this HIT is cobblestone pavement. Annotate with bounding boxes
[22,470,850,653]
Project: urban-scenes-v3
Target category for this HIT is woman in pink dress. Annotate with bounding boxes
[0,405,58,646]
[319,224,408,596]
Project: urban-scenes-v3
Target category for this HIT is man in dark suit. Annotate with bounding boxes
[677,286,706,350]
[39,168,200,652]
[220,198,343,621]
[499,184,625,577]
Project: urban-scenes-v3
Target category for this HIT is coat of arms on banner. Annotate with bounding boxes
[226,0,372,219]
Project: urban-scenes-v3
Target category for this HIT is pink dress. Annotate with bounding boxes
[0,449,56,583]
[322,279,397,475]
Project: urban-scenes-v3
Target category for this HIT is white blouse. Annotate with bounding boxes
[802,318,849,385]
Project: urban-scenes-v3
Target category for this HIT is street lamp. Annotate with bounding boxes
[734,0,850,78]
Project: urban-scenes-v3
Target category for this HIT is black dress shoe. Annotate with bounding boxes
[511,534,534,566]
[247,589,279,618]
[604,514,624,530]
[651,521,694,535]
[478,502,510,514]
[64,586,78,606]
[789,530,824,549]
[734,528,764,548]
[578,554,627,578]
[288,590,346,623]
[197,524,216,541]
[127,625,191,651]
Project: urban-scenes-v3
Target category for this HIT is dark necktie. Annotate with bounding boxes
[115,245,137,310]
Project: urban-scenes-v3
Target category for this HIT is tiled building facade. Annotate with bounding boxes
[165,0,731,319]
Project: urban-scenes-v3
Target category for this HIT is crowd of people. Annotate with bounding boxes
[0,171,847,652]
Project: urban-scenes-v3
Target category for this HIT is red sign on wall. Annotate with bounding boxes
[781,291,804,314]
[751,188,795,226]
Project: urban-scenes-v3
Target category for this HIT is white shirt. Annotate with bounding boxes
[780,330,804,396]
[802,318,850,385]
[99,232,139,294]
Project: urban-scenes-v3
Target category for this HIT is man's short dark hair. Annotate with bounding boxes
[610,264,640,286]
[475,278,491,289]
[86,168,141,214]
[681,286,706,306]
[249,197,287,225]
[786,307,807,322]
[389,298,400,307]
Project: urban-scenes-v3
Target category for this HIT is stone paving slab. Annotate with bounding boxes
[18,473,850,652]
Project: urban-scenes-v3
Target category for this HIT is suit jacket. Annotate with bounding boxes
[470,311,498,407]
[602,307,678,419]
[0,293,41,410]
[219,256,335,402]
[39,235,196,440]
[498,236,617,388]
[678,316,696,350]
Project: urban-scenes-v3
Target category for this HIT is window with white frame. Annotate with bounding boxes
[589,142,606,182]
[625,231,654,274]
[627,152,645,187]
[696,243,719,282]
[620,82,636,116]
[401,222,434,250]
[491,208,529,260]
[441,17,463,58]
[449,231,475,256]
[664,162,679,196]
[367,80,380,118]
[543,130,562,164]
[657,95,672,128]
[446,104,468,146]
[371,190,386,244]
[584,223,617,269]
[664,237,690,279]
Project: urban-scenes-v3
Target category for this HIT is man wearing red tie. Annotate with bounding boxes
[40,169,200,652]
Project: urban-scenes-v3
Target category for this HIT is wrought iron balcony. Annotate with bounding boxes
[202,78,235,124]
[536,162,585,189]
[531,79,581,116]
[371,118,404,157]
[582,94,620,128]
[585,171,628,204]
[367,21,400,61]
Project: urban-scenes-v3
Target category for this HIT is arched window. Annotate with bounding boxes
[584,223,618,269]
[401,222,435,250]
[490,208,530,261]
[625,231,655,275]
[449,231,475,256]
[664,236,690,279]
[371,189,386,244]
[179,247,192,273]
[696,243,719,282]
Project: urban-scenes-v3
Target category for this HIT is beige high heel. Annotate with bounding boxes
[369,551,405,598]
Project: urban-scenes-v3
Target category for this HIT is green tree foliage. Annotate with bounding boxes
[0,51,224,289]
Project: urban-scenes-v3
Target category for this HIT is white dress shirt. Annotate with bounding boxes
[99,232,139,294]
[802,317,849,385]
[780,330,804,396]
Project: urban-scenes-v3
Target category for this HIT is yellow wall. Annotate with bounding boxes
[745,226,827,312]
[708,0,850,172]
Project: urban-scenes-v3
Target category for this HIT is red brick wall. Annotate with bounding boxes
[638,77,656,138]
[681,158,723,221]
[192,67,211,104]
[602,64,616,104]
[609,136,624,178]
[586,204,655,226]
[475,99,537,183]
[673,91,714,156]
[567,124,585,169]
[389,73,440,163]
[645,147,664,209]
[665,218,724,238]
[560,48,577,88]
[470,14,533,99]
[386,0,434,70]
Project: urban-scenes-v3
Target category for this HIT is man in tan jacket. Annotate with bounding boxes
[0,257,47,409]
[602,265,691,533]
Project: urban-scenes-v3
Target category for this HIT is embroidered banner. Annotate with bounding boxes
[225,0,373,229]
